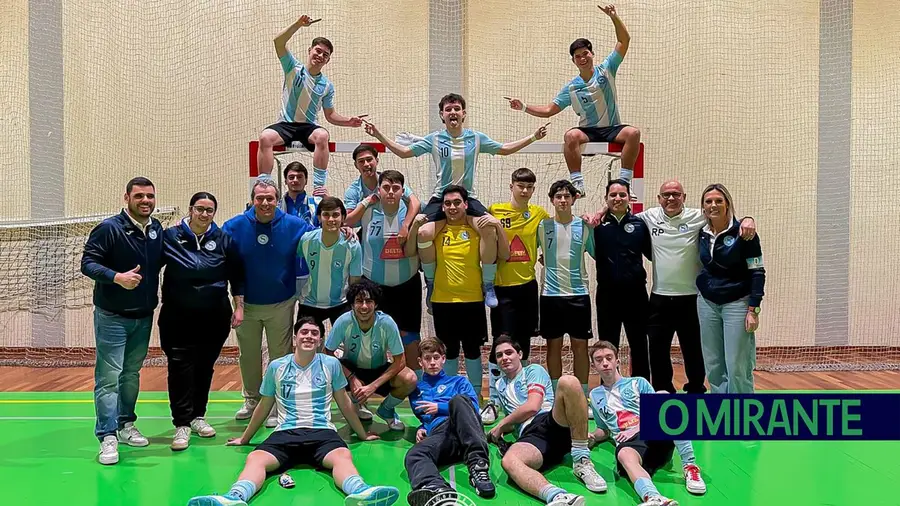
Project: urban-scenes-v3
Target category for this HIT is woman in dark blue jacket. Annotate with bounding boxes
[696,184,765,394]
[160,192,244,451]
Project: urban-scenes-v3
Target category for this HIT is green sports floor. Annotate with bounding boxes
[3,391,896,506]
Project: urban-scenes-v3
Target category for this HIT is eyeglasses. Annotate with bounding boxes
[660,192,684,200]
[192,206,215,215]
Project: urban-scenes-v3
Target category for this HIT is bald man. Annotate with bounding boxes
[635,180,755,394]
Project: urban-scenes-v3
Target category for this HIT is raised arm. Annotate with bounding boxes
[505,97,562,118]
[363,122,415,158]
[599,5,630,57]
[496,123,549,155]
[274,15,319,58]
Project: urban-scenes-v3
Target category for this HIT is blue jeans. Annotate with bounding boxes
[697,296,756,393]
[93,308,152,440]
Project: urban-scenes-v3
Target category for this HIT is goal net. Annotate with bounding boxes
[3,0,898,370]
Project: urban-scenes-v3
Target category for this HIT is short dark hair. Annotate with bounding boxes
[569,38,593,57]
[294,315,325,335]
[283,161,308,180]
[493,335,522,355]
[378,169,405,186]
[511,168,537,184]
[606,178,631,195]
[251,179,280,200]
[352,144,379,162]
[310,37,334,54]
[126,177,154,194]
[548,180,578,199]
[316,196,346,218]
[441,184,469,202]
[189,191,217,209]
[439,93,466,112]
[346,279,382,308]
[590,340,619,361]
[418,338,447,357]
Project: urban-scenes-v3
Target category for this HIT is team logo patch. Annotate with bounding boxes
[148,230,158,240]
[257,234,269,245]
[313,373,326,388]
[523,211,531,219]
[724,236,736,247]
[461,231,469,240]
[437,384,448,394]
[334,260,343,269]
[624,223,635,233]
[678,224,689,233]
[204,240,216,251]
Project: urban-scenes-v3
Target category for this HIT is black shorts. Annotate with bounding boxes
[422,196,488,221]
[367,274,422,336]
[266,122,325,152]
[574,124,629,144]
[431,301,488,360]
[540,295,593,340]
[340,360,393,397]
[517,411,572,470]
[490,280,539,361]
[255,428,347,472]
[614,433,675,477]
[297,303,349,327]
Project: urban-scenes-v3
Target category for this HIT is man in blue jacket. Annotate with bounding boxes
[223,180,313,426]
[405,338,495,506]
[80,177,164,465]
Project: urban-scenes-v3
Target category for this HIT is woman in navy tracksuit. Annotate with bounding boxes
[160,192,244,450]
[696,184,765,394]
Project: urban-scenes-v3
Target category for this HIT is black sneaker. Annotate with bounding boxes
[407,487,456,506]
[468,459,496,498]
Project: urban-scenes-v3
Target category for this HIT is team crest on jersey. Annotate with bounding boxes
[724,236,736,247]
[313,373,326,388]
[148,230,158,240]
[461,231,469,240]
[678,224,689,233]
[257,234,269,245]
[204,240,216,251]
[334,260,343,269]
[624,223,635,233]
[437,384,448,394]
[523,211,531,219]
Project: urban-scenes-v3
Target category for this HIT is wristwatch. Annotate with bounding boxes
[748,306,761,315]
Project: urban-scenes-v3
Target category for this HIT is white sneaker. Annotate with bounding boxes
[357,404,374,421]
[186,495,248,506]
[235,399,258,420]
[171,426,190,451]
[573,457,607,492]
[117,422,149,447]
[98,435,119,465]
[683,464,707,494]
[191,417,216,438]
[480,402,498,425]
[639,495,678,506]
[265,405,279,428]
[549,493,585,506]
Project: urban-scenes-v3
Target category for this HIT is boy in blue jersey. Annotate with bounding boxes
[344,145,421,228]
[344,170,424,376]
[324,280,417,432]
[490,337,607,506]
[279,161,322,227]
[255,14,367,188]
[538,180,596,402]
[186,317,398,506]
[296,197,362,327]
[588,341,707,506]
[405,338,495,505]
[505,4,641,197]
[223,180,315,427]
[364,93,548,309]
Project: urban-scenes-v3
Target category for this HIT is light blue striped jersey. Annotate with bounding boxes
[343,174,414,210]
[538,217,595,296]
[297,229,362,308]
[360,202,419,287]
[588,376,654,440]
[494,364,554,436]
[280,192,321,228]
[260,353,347,432]
[553,50,624,128]
[324,311,404,370]
[409,129,503,199]
[277,52,335,125]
